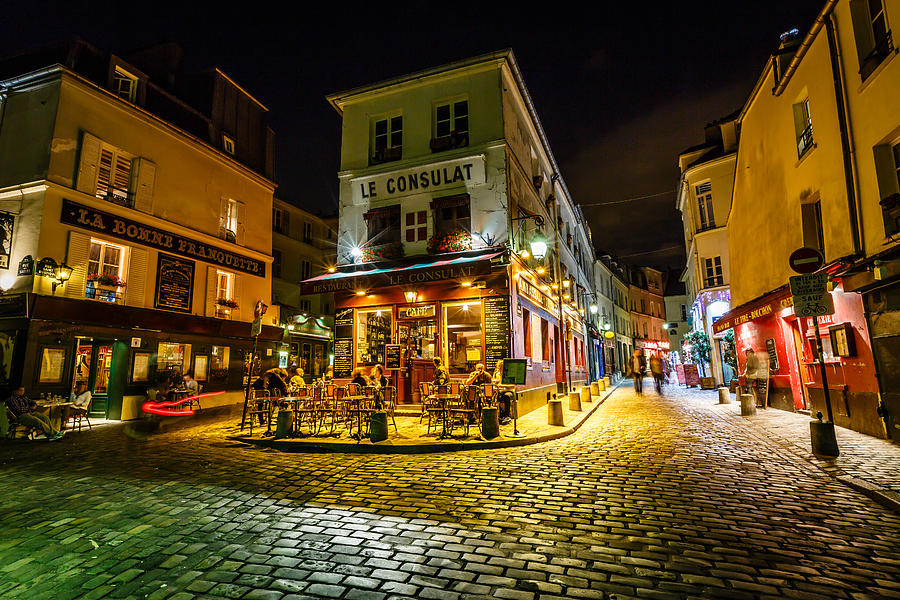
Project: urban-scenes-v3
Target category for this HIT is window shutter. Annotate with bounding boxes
[124,247,149,307]
[206,266,217,316]
[233,275,243,321]
[218,198,228,239]
[849,0,875,64]
[131,157,156,214]
[236,201,246,245]
[64,231,91,299]
[792,102,808,139]
[76,132,102,194]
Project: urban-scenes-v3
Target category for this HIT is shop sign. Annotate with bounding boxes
[713,295,793,334]
[17,255,33,276]
[789,274,835,318]
[36,257,58,277]
[517,276,557,312]
[154,254,195,314]
[351,155,486,204]
[61,199,265,277]
[638,340,670,350]
[301,260,491,294]
[603,330,615,339]
[0,211,13,269]
[398,304,435,319]
[385,344,402,369]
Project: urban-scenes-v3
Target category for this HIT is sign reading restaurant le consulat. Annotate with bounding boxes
[301,260,492,294]
[61,199,265,277]
[350,155,486,204]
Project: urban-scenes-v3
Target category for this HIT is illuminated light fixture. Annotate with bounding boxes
[551,283,559,289]
[376,310,382,317]
[417,294,424,301]
[51,262,73,293]
[519,249,530,259]
[460,281,472,288]
[356,290,366,296]
[603,322,611,331]
[350,247,363,258]
[404,290,418,303]
[536,266,546,274]
[462,303,469,311]
[563,293,570,300]
[327,266,336,273]
[530,232,548,260]
[287,324,295,331]
[542,285,551,292]
[663,323,670,330]
[563,280,571,288]
[589,304,598,314]
[0,274,14,293]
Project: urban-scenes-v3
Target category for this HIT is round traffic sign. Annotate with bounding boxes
[789,247,824,274]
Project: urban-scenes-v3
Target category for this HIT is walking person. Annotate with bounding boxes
[649,353,665,395]
[626,350,645,395]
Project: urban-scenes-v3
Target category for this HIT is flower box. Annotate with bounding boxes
[87,273,126,288]
[427,228,472,254]
[216,298,239,309]
[361,242,404,262]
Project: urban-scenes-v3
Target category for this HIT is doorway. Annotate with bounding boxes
[73,338,116,418]
[790,323,809,410]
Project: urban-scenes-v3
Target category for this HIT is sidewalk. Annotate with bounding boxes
[684,386,900,511]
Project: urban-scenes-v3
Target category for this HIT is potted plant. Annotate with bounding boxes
[87,273,126,288]
[427,228,473,254]
[361,242,404,262]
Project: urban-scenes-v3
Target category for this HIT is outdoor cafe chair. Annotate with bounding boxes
[448,386,477,436]
[246,390,272,436]
[3,406,36,440]
[418,381,432,422]
[294,387,321,435]
[425,385,451,435]
[65,398,93,432]
[382,386,398,433]
[480,383,496,407]
[450,381,461,396]
[317,386,345,434]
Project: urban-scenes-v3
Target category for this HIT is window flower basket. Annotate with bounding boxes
[427,228,472,254]
[216,298,239,309]
[361,242,403,262]
[87,273,126,288]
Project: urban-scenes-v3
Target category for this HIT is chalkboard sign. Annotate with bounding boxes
[335,308,353,340]
[765,338,779,372]
[757,377,770,408]
[154,254,195,313]
[384,344,402,370]
[333,338,352,378]
[484,296,511,371]
[683,363,701,387]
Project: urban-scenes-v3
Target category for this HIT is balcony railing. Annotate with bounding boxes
[797,123,814,159]
[430,131,468,153]
[860,30,894,80]
[370,146,402,165]
[96,186,134,209]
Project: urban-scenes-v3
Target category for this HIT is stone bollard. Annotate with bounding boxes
[598,379,607,391]
[569,391,582,411]
[590,381,600,396]
[810,419,839,458]
[581,386,591,404]
[275,410,293,439]
[717,387,732,404]
[604,376,611,388]
[481,407,500,439]
[740,394,756,416]
[369,411,388,442]
[548,398,565,426]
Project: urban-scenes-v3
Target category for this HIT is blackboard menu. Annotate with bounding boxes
[765,338,779,372]
[334,338,352,378]
[335,308,353,339]
[154,254,194,313]
[385,344,402,370]
[484,296,510,371]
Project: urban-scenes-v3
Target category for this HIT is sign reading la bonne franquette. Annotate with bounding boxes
[350,155,486,204]
[61,199,265,277]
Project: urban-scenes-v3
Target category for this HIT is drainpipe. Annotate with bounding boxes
[825,15,863,255]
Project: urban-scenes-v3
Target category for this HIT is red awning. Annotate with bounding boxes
[713,286,792,334]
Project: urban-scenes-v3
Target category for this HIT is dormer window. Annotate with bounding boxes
[223,134,235,155]
[113,66,138,103]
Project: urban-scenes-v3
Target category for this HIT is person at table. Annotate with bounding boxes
[62,381,92,429]
[369,364,388,409]
[5,385,64,441]
[491,360,514,425]
[290,367,305,391]
[465,363,492,387]
[182,373,199,395]
[432,357,450,388]
[349,368,369,394]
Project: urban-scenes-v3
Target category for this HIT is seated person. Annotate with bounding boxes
[350,368,368,393]
[63,382,92,428]
[290,367,305,391]
[491,360,514,425]
[6,385,64,441]
[369,364,388,409]
[182,373,199,395]
[432,357,450,388]
[465,363,492,387]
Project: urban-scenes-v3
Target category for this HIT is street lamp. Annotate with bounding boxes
[404,289,418,303]
[590,304,598,314]
[52,262,73,293]
[529,232,548,260]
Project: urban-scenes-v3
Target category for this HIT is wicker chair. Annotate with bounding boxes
[246,390,272,435]
[382,386,398,433]
[448,385,478,436]
[3,406,36,440]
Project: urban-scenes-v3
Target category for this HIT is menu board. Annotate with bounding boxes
[335,308,353,340]
[765,338,779,372]
[484,296,511,371]
[39,348,66,383]
[155,254,195,313]
[683,363,700,386]
[384,344,402,370]
[333,338,352,378]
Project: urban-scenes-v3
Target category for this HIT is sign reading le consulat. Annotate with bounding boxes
[301,261,491,294]
[351,155,486,204]
[61,199,265,277]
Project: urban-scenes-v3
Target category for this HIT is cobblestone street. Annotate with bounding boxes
[2,383,900,600]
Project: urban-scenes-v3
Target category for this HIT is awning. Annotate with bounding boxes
[299,249,504,294]
[712,286,792,334]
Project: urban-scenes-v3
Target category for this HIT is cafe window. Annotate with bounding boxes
[431,195,471,235]
[405,210,427,242]
[86,238,128,303]
[215,270,235,318]
[157,342,190,375]
[356,307,392,366]
[210,346,230,379]
[443,300,483,375]
[113,66,138,102]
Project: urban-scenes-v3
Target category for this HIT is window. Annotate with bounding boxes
[357,308,392,366]
[215,270,234,318]
[86,238,127,303]
[300,260,310,280]
[303,222,312,243]
[793,99,814,158]
[364,206,401,246]
[157,342,189,374]
[299,299,311,312]
[221,199,239,243]
[113,66,138,102]
[695,182,715,230]
[801,200,825,254]
[704,256,724,287]
[405,211,427,242]
[272,249,282,279]
[223,134,235,155]
[850,0,893,79]
[541,318,550,362]
[210,346,230,377]
[431,100,469,151]
[681,304,687,321]
[433,196,471,235]
[273,208,289,234]
[372,115,402,163]
[523,308,531,358]
[443,301,483,374]
[96,144,133,206]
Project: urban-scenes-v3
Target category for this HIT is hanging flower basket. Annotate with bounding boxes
[87,273,126,287]
[427,228,472,254]
[216,297,239,309]
[361,242,403,262]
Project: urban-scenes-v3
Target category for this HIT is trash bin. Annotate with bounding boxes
[481,407,500,439]
[275,410,293,438]
[369,411,388,442]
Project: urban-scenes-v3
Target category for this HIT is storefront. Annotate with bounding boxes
[285,314,333,380]
[0,293,283,421]
[714,282,883,438]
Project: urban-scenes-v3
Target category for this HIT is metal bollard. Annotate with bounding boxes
[581,386,591,404]
[717,387,732,404]
[548,398,565,426]
[590,381,600,396]
[569,391,582,411]
[740,394,756,416]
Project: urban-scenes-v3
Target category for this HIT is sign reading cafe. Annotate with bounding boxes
[350,155,486,204]
[61,199,265,277]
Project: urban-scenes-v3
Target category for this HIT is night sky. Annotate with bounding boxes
[1,1,825,270]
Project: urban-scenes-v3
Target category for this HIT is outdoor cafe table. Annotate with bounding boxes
[344,395,371,443]
[427,393,460,440]
[37,401,73,431]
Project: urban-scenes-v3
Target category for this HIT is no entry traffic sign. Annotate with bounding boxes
[789,247,824,274]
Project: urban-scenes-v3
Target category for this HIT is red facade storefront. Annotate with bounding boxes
[714,281,884,438]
